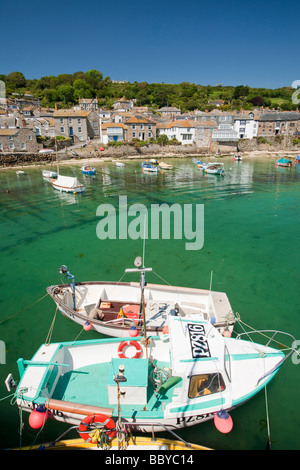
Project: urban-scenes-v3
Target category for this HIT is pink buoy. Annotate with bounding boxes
[214,409,233,434]
[83,321,92,331]
[29,405,49,429]
[129,326,139,337]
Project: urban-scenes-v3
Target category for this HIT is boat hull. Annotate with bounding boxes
[46,280,236,337]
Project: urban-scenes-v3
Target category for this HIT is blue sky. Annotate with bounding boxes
[1,0,299,89]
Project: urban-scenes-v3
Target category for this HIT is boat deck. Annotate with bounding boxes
[52,359,182,420]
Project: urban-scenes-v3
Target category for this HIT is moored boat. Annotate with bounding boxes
[46,262,236,337]
[203,163,225,175]
[233,155,242,161]
[141,159,159,172]
[81,163,97,175]
[52,175,85,193]
[275,157,292,167]
[7,314,291,434]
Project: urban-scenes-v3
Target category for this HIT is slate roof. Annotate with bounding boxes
[260,112,300,122]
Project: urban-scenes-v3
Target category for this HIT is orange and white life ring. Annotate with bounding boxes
[78,413,116,441]
[117,340,142,359]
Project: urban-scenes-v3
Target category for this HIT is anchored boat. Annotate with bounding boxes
[81,163,97,175]
[141,159,160,172]
[46,261,236,338]
[203,163,225,175]
[7,315,290,434]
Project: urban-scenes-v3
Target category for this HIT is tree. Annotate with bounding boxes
[233,85,249,100]
[6,72,26,88]
[85,69,103,89]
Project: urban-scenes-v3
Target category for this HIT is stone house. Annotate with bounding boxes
[258,111,300,136]
[53,109,100,141]
[0,127,39,152]
[101,122,127,144]
[78,98,99,112]
[158,106,181,119]
[125,114,157,141]
[157,120,195,145]
[194,121,217,147]
[113,97,134,112]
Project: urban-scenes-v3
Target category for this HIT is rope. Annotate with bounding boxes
[45,306,58,345]
[0,293,49,325]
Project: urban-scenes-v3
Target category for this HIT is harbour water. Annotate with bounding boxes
[0,157,299,450]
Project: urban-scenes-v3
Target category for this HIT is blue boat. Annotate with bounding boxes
[81,164,97,175]
[141,159,159,172]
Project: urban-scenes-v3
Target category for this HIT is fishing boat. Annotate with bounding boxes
[6,314,292,435]
[46,261,236,338]
[115,161,125,167]
[275,158,292,168]
[141,159,159,172]
[81,163,97,175]
[16,170,25,175]
[233,155,242,161]
[203,163,225,175]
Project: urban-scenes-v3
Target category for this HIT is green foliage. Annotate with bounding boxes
[0,70,296,113]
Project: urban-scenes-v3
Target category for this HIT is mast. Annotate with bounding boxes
[125,256,152,358]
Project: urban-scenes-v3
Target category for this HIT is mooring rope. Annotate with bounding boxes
[0,292,49,325]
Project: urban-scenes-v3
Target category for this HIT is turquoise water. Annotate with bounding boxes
[0,157,299,450]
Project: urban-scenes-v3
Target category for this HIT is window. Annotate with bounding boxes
[148,124,152,129]
[140,124,144,130]
[77,118,81,124]
[188,373,225,398]
[78,127,82,133]
[9,142,14,150]
[60,127,65,133]
[28,135,32,141]
[148,132,152,138]
[68,118,72,124]
[93,121,98,128]
[59,118,64,124]
[132,124,136,130]
[132,132,136,138]
[8,135,13,140]
[21,142,26,150]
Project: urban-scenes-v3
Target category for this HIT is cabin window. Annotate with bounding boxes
[188,373,225,398]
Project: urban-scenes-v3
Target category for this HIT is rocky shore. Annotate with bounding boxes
[0,139,299,169]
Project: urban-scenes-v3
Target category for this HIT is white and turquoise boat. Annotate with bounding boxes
[7,315,291,435]
[141,159,159,172]
[203,163,224,175]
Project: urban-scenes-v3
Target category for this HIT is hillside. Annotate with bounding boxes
[0,70,297,112]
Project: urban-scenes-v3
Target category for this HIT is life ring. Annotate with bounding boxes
[78,414,116,441]
[117,340,142,359]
